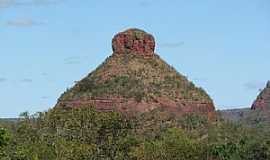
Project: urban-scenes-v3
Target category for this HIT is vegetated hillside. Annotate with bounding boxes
[56,29,215,118]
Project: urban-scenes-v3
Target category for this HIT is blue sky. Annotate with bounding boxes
[0,0,269,117]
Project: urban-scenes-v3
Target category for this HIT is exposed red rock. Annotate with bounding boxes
[58,97,215,119]
[112,28,155,57]
[251,81,270,110]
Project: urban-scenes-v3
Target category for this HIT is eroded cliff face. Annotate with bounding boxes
[57,96,215,119]
[55,28,215,119]
[251,81,270,110]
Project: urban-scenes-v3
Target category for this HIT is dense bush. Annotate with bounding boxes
[0,107,270,160]
[0,128,9,147]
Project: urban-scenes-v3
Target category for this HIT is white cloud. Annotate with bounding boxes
[0,0,13,8]
[159,42,185,48]
[0,0,66,8]
[0,77,7,82]
[41,96,49,99]
[6,18,46,27]
[64,56,88,65]
[21,78,33,83]
[64,56,81,64]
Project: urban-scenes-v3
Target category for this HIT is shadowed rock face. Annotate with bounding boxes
[56,28,216,119]
[251,81,270,110]
[112,29,155,57]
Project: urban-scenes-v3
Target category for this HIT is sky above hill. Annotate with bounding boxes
[0,0,270,117]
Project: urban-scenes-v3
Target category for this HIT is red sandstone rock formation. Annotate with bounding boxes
[112,28,155,57]
[58,97,215,119]
[251,81,270,110]
[55,28,216,119]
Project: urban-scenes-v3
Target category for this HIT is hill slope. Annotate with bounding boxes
[55,29,215,118]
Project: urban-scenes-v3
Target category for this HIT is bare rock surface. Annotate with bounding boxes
[112,29,155,57]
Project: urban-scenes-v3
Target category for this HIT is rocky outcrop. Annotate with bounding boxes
[56,28,216,119]
[58,97,215,118]
[251,81,270,110]
[112,28,155,57]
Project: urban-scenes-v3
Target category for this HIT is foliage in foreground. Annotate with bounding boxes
[0,106,270,160]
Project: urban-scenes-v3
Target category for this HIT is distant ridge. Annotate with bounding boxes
[251,81,270,110]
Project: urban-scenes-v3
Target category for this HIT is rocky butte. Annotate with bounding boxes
[55,28,216,119]
[251,81,270,110]
[112,28,155,57]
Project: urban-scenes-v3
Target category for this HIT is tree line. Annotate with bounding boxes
[0,106,270,160]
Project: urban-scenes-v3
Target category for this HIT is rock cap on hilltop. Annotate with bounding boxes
[112,28,155,57]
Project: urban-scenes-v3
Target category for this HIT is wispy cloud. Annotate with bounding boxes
[138,0,166,7]
[0,77,7,82]
[244,81,265,91]
[0,0,66,8]
[6,18,46,27]
[41,96,49,99]
[138,0,161,7]
[193,77,208,83]
[64,56,84,65]
[21,78,33,83]
[0,0,12,8]
[41,72,47,76]
[159,42,185,48]
[138,1,152,7]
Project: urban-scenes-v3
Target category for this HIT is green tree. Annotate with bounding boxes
[0,127,10,159]
[133,128,204,160]
[0,128,9,147]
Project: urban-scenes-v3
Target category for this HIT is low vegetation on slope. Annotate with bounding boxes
[1,107,270,160]
[58,54,212,103]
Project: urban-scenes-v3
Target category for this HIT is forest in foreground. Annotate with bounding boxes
[1,107,270,160]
